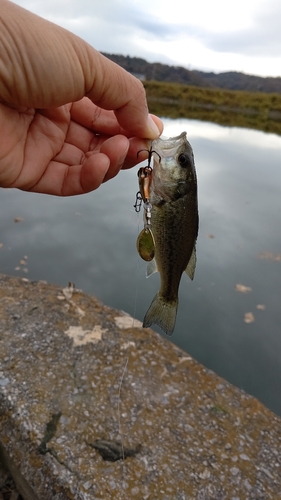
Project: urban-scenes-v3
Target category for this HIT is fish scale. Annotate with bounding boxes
[152,196,195,300]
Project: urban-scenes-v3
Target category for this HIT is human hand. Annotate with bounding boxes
[0,0,163,196]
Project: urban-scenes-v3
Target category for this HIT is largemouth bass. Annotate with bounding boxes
[136,132,198,335]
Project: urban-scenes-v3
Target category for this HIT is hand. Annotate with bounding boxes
[0,0,163,196]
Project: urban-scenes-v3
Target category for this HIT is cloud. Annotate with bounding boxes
[199,0,281,57]
[12,0,281,77]
[16,0,197,44]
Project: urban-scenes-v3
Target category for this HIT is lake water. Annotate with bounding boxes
[1,117,281,416]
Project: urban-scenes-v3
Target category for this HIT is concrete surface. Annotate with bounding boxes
[0,274,280,499]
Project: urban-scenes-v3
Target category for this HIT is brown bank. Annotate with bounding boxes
[0,274,280,499]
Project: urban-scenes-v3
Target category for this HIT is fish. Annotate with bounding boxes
[137,132,198,335]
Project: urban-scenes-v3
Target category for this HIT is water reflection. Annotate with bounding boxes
[1,118,281,416]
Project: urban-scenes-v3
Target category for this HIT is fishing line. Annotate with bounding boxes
[115,189,142,492]
[116,153,154,490]
[118,225,142,491]
[117,355,129,489]
[117,356,129,442]
[132,211,142,326]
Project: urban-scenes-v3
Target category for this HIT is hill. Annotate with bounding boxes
[102,53,281,94]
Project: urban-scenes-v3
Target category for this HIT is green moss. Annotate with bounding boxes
[211,405,228,415]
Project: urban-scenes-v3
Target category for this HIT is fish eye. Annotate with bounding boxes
[178,153,191,168]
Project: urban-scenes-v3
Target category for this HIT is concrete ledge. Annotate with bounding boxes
[0,274,280,499]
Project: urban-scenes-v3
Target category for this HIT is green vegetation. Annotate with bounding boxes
[144,81,281,135]
[103,53,281,134]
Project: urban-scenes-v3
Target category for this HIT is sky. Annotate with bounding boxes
[13,0,281,78]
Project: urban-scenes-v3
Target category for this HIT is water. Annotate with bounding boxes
[1,117,281,416]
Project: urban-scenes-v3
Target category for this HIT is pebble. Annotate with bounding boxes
[0,378,9,387]
[230,467,240,476]
[199,468,211,479]
[131,487,140,496]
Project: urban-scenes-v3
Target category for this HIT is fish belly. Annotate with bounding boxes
[143,194,198,334]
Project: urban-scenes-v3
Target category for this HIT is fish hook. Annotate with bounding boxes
[137,145,161,169]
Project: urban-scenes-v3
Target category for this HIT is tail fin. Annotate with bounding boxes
[143,293,178,335]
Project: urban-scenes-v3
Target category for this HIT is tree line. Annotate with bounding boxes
[102,53,281,94]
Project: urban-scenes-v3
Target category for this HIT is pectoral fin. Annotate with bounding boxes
[185,246,196,280]
[146,258,158,278]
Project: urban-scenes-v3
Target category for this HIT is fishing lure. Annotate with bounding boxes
[134,147,160,262]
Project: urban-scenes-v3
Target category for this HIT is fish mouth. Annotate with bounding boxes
[152,132,188,158]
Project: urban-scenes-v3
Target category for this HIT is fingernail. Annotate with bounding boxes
[147,115,161,138]
[118,152,127,168]
[118,143,130,168]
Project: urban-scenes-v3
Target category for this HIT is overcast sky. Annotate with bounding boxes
[13,0,281,78]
